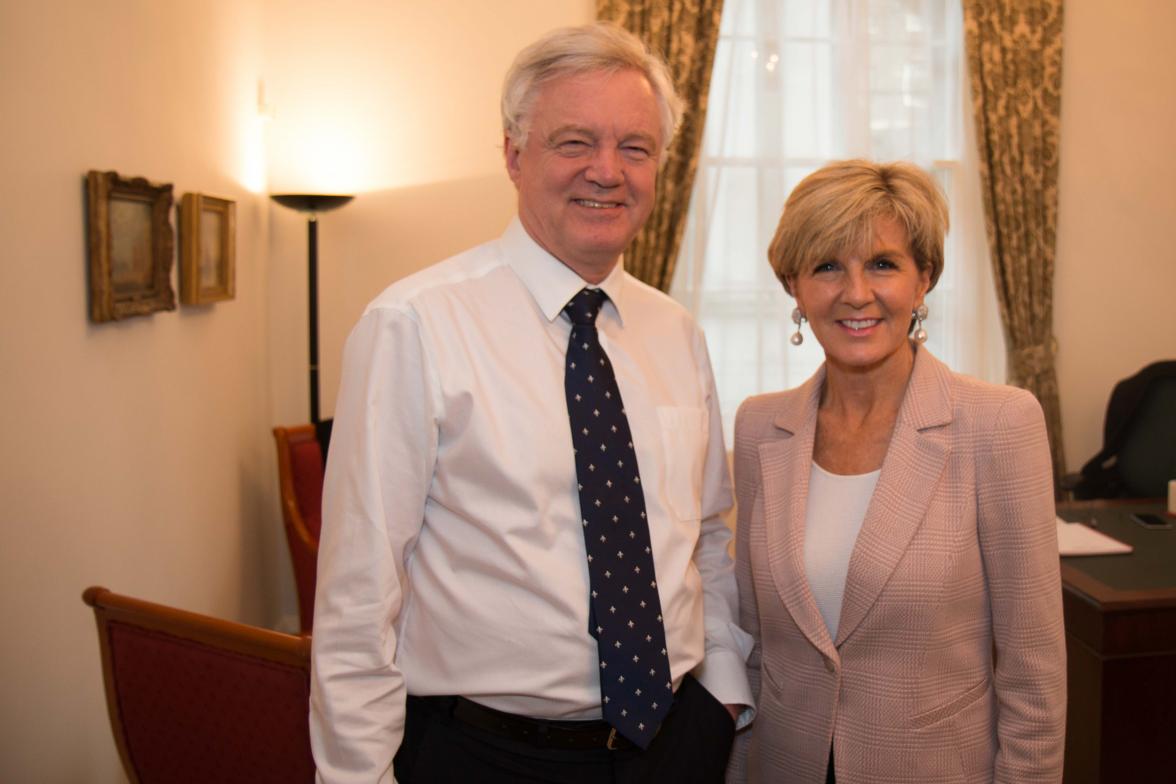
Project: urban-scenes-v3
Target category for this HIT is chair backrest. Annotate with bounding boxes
[82,586,314,784]
[1076,360,1176,499]
[1116,375,1176,497]
[273,424,324,634]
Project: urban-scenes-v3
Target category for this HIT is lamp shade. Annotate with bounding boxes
[271,194,354,214]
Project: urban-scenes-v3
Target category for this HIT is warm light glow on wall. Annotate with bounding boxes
[261,58,405,196]
[266,108,381,194]
[259,1,522,197]
[239,111,270,194]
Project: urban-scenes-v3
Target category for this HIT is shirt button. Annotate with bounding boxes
[824,658,836,673]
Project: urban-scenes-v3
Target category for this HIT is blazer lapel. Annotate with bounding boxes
[759,369,839,659]
[835,347,954,645]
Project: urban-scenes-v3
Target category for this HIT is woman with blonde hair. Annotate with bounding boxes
[730,160,1065,783]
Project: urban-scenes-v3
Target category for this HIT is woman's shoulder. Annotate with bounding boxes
[940,367,1045,431]
[734,387,804,446]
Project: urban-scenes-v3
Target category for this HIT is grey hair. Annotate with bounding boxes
[501,22,683,151]
[768,159,950,296]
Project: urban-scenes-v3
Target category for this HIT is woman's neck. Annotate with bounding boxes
[820,341,916,424]
[812,342,917,475]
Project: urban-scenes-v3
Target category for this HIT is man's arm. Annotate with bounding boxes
[310,304,439,784]
[688,331,755,727]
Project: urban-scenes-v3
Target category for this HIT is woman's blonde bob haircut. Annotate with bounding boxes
[501,22,683,151]
[768,159,949,296]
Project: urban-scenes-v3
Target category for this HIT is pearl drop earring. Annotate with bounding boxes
[913,304,929,343]
[790,307,806,346]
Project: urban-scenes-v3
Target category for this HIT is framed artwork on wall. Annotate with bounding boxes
[85,170,176,323]
[179,193,236,305]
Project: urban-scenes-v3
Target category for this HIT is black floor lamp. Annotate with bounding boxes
[271,194,354,450]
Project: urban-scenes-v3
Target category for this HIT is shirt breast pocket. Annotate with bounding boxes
[656,406,706,522]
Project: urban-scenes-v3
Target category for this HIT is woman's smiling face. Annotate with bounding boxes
[788,216,931,375]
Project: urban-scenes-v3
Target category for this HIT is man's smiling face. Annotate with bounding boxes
[505,68,663,283]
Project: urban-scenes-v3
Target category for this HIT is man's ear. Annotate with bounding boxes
[504,134,522,185]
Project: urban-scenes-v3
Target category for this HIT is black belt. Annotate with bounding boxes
[416,695,638,751]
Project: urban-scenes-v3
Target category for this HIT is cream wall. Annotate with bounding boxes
[0,2,274,782]
[1055,0,1176,471]
[0,1,592,781]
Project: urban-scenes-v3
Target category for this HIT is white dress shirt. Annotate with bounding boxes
[309,218,754,784]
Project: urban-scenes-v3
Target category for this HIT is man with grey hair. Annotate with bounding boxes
[311,23,753,783]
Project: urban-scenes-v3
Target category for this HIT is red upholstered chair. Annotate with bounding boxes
[273,424,324,634]
[82,586,314,784]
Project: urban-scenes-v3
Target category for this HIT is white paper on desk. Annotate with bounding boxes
[1056,517,1133,556]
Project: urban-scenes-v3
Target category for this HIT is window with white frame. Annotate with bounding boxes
[671,0,1006,443]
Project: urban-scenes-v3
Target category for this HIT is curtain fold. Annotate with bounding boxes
[962,0,1067,489]
[597,0,724,292]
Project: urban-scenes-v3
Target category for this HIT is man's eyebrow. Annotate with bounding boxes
[620,131,659,147]
[546,125,597,141]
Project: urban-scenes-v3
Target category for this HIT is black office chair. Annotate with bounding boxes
[1065,360,1176,499]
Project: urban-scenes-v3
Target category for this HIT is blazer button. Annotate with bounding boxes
[824,658,836,673]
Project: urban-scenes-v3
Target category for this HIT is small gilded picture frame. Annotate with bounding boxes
[179,193,236,305]
[85,170,176,323]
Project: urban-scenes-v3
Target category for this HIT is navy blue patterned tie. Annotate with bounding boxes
[563,288,671,749]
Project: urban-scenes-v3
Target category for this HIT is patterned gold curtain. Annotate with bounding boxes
[963,0,1067,488]
[597,0,724,292]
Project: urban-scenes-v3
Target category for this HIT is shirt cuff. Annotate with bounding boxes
[690,647,756,730]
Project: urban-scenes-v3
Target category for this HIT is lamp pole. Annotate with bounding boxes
[270,194,354,425]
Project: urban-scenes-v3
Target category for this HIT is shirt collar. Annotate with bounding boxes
[502,217,630,327]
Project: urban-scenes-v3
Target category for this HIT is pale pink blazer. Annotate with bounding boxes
[728,347,1065,784]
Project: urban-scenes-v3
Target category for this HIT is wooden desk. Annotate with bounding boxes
[1057,500,1176,784]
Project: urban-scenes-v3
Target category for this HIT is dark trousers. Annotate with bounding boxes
[393,675,736,783]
